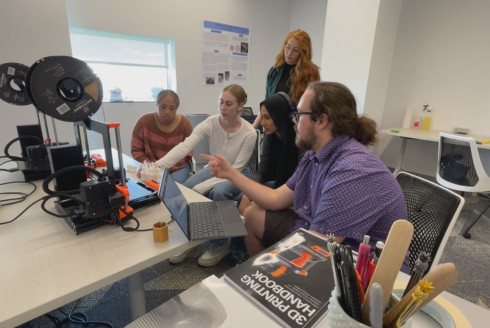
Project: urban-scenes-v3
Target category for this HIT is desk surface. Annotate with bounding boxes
[230,271,489,327]
[380,127,490,150]
[129,271,489,327]
[0,150,205,327]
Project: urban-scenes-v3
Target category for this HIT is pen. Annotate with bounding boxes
[367,241,384,286]
[339,245,363,322]
[326,235,341,297]
[361,252,374,289]
[402,251,430,297]
[372,241,384,264]
[355,235,371,278]
[328,236,347,312]
[334,246,348,312]
[355,269,365,304]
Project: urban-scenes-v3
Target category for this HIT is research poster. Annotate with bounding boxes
[202,20,250,86]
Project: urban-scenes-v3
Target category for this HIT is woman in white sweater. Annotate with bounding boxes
[157,84,257,267]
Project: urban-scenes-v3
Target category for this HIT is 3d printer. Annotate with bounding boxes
[0,56,159,234]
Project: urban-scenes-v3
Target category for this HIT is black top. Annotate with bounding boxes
[254,94,306,189]
[274,63,295,96]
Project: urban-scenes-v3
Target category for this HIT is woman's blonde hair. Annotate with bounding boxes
[273,30,320,104]
[222,84,247,105]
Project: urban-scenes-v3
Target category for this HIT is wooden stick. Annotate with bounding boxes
[383,263,458,326]
[410,263,458,319]
[361,220,413,325]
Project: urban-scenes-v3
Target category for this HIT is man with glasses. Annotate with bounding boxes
[201,82,409,272]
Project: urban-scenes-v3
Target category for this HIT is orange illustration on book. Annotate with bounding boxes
[291,252,312,267]
[259,243,330,278]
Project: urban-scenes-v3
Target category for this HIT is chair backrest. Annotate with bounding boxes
[241,114,263,133]
[239,107,253,116]
[247,129,261,178]
[437,132,490,192]
[396,172,464,272]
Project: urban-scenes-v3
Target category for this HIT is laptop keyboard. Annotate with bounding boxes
[190,202,226,239]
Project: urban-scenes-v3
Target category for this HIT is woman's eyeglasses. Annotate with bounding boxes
[283,44,300,55]
[290,111,314,121]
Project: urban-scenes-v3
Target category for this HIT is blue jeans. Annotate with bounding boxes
[231,180,276,260]
[170,163,190,184]
[184,165,252,246]
[183,166,251,201]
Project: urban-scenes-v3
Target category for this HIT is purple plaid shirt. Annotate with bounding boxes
[286,135,409,272]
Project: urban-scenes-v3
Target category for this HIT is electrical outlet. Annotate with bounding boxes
[454,127,469,134]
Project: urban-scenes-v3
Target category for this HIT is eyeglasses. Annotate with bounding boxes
[283,44,300,55]
[290,111,314,122]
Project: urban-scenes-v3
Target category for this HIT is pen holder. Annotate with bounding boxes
[327,290,412,328]
[153,222,169,243]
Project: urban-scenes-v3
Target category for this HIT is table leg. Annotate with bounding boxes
[128,271,147,320]
[393,138,407,176]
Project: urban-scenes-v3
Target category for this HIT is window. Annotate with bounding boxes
[69,27,176,102]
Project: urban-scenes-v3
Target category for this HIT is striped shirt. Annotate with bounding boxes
[131,113,193,173]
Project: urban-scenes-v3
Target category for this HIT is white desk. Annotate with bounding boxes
[128,271,488,327]
[0,151,207,327]
[380,127,490,176]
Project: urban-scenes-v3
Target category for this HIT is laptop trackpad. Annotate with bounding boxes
[216,200,241,223]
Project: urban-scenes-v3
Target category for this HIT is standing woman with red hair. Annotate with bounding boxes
[253,29,320,128]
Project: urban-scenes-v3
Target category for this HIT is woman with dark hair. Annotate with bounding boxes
[132,90,193,183]
[252,29,321,128]
[231,92,305,264]
[239,93,305,214]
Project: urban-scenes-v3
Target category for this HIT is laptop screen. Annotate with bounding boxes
[158,168,189,239]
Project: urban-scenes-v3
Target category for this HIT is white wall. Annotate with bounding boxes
[65,0,293,155]
[363,0,403,149]
[289,0,328,67]
[320,0,380,114]
[378,0,490,176]
[0,0,74,156]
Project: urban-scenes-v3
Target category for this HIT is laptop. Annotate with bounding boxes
[158,167,247,241]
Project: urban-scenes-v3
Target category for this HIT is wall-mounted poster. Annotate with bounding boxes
[202,20,250,86]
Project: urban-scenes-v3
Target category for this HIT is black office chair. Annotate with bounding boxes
[241,114,263,133]
[246,129,261,179]
[396,172,464,272]
[240,107,253,116]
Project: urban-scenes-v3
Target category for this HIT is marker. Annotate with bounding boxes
[355,235,371,276]
[369,283,384,328]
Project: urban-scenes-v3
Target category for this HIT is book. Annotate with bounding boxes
[224,229,335,328]
[125,275,280,328]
